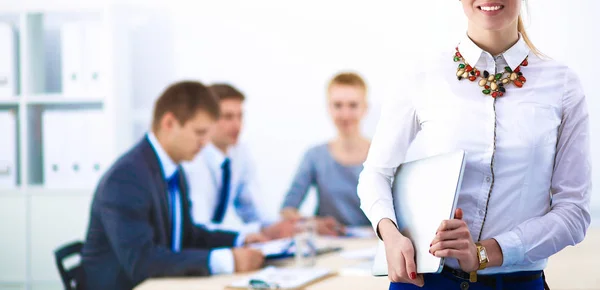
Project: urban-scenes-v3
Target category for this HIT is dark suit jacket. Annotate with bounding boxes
[81,137,238,290]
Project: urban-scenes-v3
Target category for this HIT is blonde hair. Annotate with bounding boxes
[517,2,544,57]
[328,72,367,93]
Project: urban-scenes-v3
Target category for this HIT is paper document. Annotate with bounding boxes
[340,247,377,260]
[249,238,293,257]
[0,111,16,188]
[0,23,17,97]
[344,227,376,238]
[249,238,342,260]
[338,261,373,277]
[229,266,333,289]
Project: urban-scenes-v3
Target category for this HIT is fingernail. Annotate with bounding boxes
[410,272,417,280]
[430,243,432,247]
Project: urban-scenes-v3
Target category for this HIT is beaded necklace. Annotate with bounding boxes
[454,47,528,98]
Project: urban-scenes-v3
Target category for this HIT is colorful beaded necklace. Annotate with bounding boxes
[453,47,528,98]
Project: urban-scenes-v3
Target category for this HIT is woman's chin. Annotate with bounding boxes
[336,127,358,135]
[473,18,514,32]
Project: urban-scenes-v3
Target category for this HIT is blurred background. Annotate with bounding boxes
[0,0,598,289]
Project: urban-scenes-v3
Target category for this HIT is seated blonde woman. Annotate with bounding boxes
[281,72,371,236]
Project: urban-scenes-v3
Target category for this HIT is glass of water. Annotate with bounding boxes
[293,218,317,267]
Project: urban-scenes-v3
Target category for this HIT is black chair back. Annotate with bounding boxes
[54,241,84,290]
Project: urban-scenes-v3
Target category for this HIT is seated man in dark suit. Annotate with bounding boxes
[81,81,264,290]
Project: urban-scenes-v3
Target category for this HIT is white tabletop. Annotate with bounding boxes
[135,228,600,290]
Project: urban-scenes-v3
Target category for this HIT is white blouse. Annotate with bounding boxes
[357,34,591,274]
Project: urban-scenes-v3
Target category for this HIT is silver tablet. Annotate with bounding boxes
[372,150,466,276]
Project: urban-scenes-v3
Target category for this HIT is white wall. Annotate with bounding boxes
[133,0,599,222]
[165,0,463,221]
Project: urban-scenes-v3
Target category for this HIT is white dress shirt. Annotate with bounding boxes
[146,133,241,275]
[184,142,263,235]
[357,34,591,274]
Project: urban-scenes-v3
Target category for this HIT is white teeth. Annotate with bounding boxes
[480,5,502,11]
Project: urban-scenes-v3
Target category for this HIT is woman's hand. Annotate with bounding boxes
[379,219,425,287]
[244,233,269,245]
[429,208,479,272]
[281,207,302,221]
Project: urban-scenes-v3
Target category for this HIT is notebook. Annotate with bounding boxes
[228,266,334,289]
[371,150,466,276]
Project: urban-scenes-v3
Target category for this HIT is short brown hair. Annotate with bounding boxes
[209,83,245,101]
[152,81,220,132]
[328,72,367,92]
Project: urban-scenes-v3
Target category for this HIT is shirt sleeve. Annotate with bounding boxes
[493,68,592,265]
[281,150,315,210]
[357,81,421,238]
[209,248,235,275]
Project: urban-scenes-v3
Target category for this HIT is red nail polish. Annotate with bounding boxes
[410,272,417,280]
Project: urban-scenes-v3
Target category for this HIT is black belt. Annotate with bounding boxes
[442,265,544,288]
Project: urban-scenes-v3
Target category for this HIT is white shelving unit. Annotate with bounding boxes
[26,93,105,105]
[0,3,139,289]
[0,97,19,105]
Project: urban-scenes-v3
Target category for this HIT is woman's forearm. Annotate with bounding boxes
[378,218,402,241]
[480,238,503,268]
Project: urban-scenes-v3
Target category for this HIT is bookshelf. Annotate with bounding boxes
[0,3,139,290]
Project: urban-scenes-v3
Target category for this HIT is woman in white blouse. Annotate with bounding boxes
[357,0,591,289]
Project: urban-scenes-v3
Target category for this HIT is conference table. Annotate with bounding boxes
[135,228,600,290]
[135,235,389,290]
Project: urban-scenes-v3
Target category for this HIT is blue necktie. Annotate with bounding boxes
[167,169,182,252]
[212,158,231,223]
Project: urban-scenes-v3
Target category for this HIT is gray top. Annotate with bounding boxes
[281,144,370,226]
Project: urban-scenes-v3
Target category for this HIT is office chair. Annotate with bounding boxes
[54,241,84,290]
